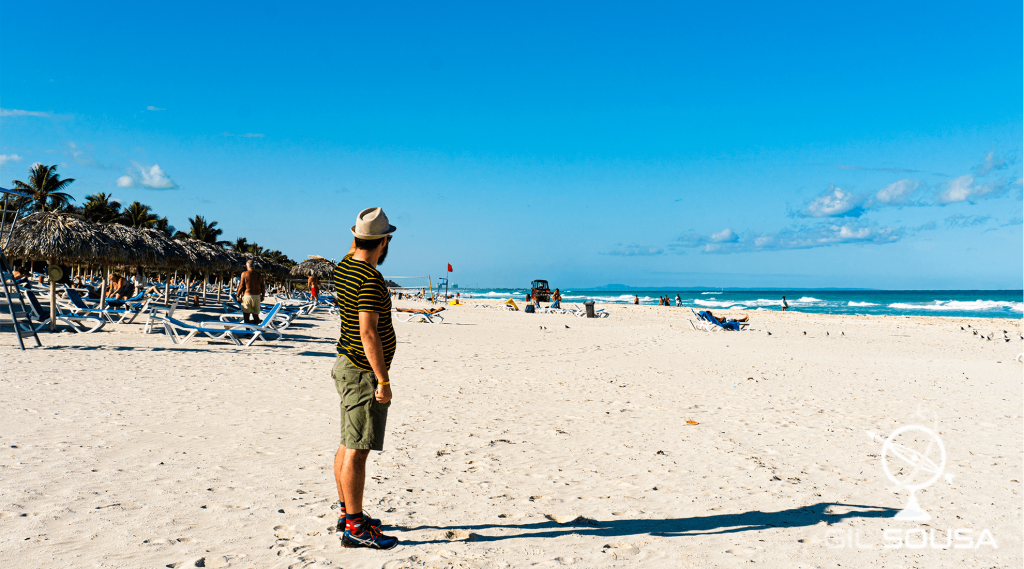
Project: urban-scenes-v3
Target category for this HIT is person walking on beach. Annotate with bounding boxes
[236,260,265,324]
[781,296,788,312]
[308,274,320,303]
[675,294,682,307]
[331,207,399,550]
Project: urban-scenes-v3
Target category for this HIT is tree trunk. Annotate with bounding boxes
[48,261,56,332]
[202,272,208,306]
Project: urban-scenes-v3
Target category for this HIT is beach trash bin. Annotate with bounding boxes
[584,300,596,318]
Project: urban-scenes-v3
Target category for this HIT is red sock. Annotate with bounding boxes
[345,512,364,533]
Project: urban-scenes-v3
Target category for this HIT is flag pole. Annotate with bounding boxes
[445,265,449,303]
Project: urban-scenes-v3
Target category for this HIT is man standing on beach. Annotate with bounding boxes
[237,260,265,324]
[331,207,398,550]
[782,296,788,312]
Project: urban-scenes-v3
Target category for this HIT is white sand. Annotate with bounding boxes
[1,302,1021,568]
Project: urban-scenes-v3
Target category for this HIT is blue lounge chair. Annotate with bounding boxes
[162,304,284,347]
[25,290,105,333]
[62,288,149,324]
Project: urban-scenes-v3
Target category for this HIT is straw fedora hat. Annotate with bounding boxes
[351,207,397,240]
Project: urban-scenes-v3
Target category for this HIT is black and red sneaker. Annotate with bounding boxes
[341,523,398,550]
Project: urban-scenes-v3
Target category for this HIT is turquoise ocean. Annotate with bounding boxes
[455,289,1023,320]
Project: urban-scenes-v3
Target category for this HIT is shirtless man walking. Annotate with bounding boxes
[308,274,321,303]
[236,260,265,324]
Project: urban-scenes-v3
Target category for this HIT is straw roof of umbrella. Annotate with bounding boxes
[242,253,289,278]
[101,223,168,266]
[2,211,112,264]
[136,227,189,268]
[174,238,237,272]
[290,255,336,279]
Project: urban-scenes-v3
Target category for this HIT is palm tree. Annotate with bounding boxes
[120,201,159,228]
[184,215,229,246]
[154,217,175,236]
[229,237,250,252]
[11,164,76,213]
[245,242,265,256]
[81,192,122,224]
[263,249,295,267]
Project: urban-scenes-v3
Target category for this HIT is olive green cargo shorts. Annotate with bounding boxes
[333,356,390,451]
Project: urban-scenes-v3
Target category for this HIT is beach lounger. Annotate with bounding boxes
[219,304,295,330]
[689,309,748,331]
[62,288,150,324]
[25,290,105,333]
[394,307,445,323]
[502,299,519,312]
[163,304,284,346]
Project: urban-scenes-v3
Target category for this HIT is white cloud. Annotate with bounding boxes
[0,108,54,118]
[116,162,179,190]
[146,106,166,111]
[935,175,1009,204]
[710,228,738,242]
[873,179,919,205]
[799,185,866,217]
[670,221,904,254]
[0,154,23,166]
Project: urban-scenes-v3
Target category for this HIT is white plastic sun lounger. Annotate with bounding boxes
[393,307,445,323]
[25,290,105,333]
[163,304,283,346]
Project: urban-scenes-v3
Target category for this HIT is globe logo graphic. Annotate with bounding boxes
[881,425,946,521]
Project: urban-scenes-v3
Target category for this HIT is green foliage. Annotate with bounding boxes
[119,201,160,228]
[10,164,76,213]
[81,192,122,223]
[185,215,230,246]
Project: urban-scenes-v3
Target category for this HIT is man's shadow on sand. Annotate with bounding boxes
[400,502,897,544]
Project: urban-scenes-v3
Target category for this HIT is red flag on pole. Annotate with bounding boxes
[447,263,453,272]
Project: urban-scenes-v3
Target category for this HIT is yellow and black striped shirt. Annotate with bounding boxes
[333,255,396,371]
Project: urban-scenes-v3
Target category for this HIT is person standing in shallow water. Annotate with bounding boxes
[782,296,788,312]
[331,207,399,550]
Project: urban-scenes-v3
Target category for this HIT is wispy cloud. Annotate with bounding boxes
[944,213,992,228]
[973,150,1007,176]
[0,154,23,166]
[145,106,166,111]
[116,162,179,190]
[601,243,665,256]
[668,221,904,254]
[819,163,923,173]
[220,131,265,138]
[1001,217,1023,227]
[0,108,57,118]
[872,178,921,206]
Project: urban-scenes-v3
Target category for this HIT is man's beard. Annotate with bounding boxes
[376,241,389,266]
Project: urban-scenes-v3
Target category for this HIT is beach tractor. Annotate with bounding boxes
[531,279,551,302]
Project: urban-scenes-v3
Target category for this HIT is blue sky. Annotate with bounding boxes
[2,1,1021,289]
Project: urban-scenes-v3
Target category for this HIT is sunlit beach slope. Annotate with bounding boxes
[1,304,1020,568]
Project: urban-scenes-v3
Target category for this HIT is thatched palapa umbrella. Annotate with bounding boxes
[2,212,111,331]
[290,255,336,279]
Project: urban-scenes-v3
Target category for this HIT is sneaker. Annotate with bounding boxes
[341,524,398,550]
